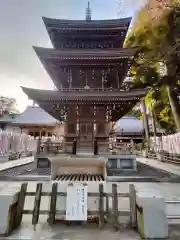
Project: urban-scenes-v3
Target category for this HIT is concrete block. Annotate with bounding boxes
[107,154,137,172]
[136,189,168,239]
[50,156,106,181]
[156,151,164,162]
[0,187,20,235]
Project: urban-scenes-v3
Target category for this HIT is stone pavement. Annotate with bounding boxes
[0,157,34,172]
[1,220,140,240]
[137,156,180,176]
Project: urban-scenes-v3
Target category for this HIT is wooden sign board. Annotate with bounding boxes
[66,183,87,221]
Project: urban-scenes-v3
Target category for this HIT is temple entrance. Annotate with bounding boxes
[78,122,94,153]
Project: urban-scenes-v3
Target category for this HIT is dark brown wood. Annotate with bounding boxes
[136,204,143,214]
[15,183,28,227]
[129,184,137,228]
[48,183,58,225]
[6,202,18,236]
[25,191,129,198]
[99,184,104,229]
[112,184,119,230]
[32,183,42,227]
[23,209,130,216]
[36,138,41,155]
[106,195,109,217]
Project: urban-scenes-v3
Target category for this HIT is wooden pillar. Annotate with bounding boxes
[151,110,157,141]
[76,121,79,136]
[93,105,96,137]
[141,99,149,142]
[76,105,79,137]
[116,68,120,89]
[39,129,42,139]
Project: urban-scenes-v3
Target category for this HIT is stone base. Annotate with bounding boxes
[106,154,137,172]
[0,188,19,235]
[156,151,164,162]
[136,189,168,239]
[49,155,106,181]
[36,156,51,168]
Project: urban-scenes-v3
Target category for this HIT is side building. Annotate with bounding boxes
[12,106,64,138]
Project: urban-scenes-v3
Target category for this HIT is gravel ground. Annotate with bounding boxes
[108,162,180,181]
[0,162,50,177]
[0,161,179,182]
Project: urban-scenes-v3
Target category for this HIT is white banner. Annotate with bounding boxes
[66,183,87,221]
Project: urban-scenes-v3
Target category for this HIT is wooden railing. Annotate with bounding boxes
[37,140,111,155]
[137,150,180,165]
[6,183,137,236]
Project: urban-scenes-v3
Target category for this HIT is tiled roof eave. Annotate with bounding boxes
[12,122,57,126]
[33,46,137,60]
[47,56,133,60]
[42,17,132,29]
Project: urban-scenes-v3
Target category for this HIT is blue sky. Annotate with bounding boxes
[0,0,146,111]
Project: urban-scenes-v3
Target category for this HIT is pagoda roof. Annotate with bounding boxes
[21,87,147,102]
[33,46,136,60]
[22,87,147,100]
[21,87,148,121]
[43,17,131,30]
[13,106,60,126]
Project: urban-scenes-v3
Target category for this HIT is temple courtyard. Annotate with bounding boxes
[0,157,180,239]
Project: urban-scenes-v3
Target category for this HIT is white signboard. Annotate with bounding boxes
[66,183,88,221]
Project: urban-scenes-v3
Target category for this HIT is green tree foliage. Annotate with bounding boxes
[125,0,180,132]
[128,107,141,119]
[0,96,19,118]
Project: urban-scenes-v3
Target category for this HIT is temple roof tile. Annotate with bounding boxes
[13,106,59,125]
[33,46,137,60]
[21,87,147,101]
[42,17,132,29]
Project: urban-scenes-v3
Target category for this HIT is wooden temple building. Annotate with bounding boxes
[13,106,64,138]
[22,3,147,154]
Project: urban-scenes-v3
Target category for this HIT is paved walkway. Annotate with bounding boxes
[137,156,180,176]
[0,157,34,171]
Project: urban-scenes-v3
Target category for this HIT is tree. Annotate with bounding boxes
[0,96,19,117]
[127,106,141,119]
[125,0,180,132]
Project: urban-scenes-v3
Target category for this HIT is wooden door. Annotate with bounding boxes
[80,123,93,141]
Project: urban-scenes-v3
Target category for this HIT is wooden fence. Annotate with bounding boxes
[6,183,137,236]
[137,150,180,165]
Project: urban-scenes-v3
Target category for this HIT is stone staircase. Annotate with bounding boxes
[77,141,93,154]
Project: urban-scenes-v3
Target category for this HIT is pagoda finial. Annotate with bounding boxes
[85,1,91,21]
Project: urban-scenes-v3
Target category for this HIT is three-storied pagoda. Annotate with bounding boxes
[22,3,147,154]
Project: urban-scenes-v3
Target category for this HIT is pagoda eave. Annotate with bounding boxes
[42,16,132,29]
[21,87,148,102]
[33,46,137,60]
